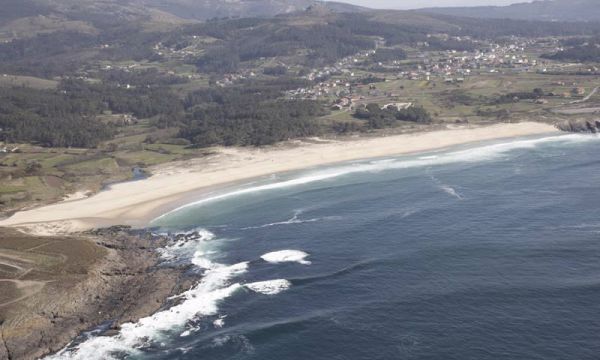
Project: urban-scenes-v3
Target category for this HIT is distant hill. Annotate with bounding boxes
[420,0,600,22]
[0,0,366,39]
[0,0,367,33]
[138,0,366,20]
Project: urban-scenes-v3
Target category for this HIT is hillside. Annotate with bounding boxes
[0,0,365,30]
[139,0,366,20]
[420,0,600,22]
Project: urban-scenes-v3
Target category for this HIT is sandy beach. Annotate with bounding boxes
[0,122,558,234]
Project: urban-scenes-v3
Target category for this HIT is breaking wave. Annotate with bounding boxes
[245,279,292,295]
[154,134,595,220]
[261,250,311,265]
[46,229,294,360]
[157,228,215,262]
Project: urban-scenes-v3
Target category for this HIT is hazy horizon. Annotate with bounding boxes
[330,0,534,9]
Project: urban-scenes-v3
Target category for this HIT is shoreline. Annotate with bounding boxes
[0,122,559,234]
[0,227,192,360]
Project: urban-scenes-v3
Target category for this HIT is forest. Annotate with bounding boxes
[179,79,327,146]
[1,10,599,149]
[353,104,433,129]
[0,76,328,148]
[0,86,114,147]
[543,44,600,63]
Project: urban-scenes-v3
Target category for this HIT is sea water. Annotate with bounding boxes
[49,133,600,360]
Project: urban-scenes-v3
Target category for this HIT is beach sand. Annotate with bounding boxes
[0,122,558,234]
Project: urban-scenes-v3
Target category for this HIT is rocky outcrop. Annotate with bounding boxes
[0,227,192,360]
[556,119,600,133]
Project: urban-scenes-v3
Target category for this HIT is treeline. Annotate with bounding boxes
[0,31,99,77]
[560,37,600,47]
[192,20,375,73]
[493,88,544,104]
[60,79,183,119]
[353,103,432,129]
[427,38,478,52]
[0,76,183,147]
[431,15,600,39]
[0,24,166,77]
[98,68,188,87]
[0,87,114,147]
[542,44,600,63]
[0,73,326,148]
[355,76,386,85]
[333,14,432,47]
[179,80,326,146]
[372,48,407,63]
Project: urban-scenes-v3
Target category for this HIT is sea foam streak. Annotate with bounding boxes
[155,134,595,220]
[261,250,311,265]
[440,185,463,199]
[242,210,339,230]
[429,174,464,200]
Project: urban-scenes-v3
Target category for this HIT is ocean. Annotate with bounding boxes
[50,133,600,360]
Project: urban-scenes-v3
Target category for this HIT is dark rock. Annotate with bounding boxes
[556,119,600,133]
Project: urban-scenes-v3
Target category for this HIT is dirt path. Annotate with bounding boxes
[0,252,34,264]
[0,279,47,307]
[0,260,25,272]
[570,86,599,104]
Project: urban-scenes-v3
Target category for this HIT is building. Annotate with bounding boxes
[382,102,413,111]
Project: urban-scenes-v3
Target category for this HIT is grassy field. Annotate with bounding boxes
[0,118,210,214]
[0,228,105,311]
[0,74,58,89]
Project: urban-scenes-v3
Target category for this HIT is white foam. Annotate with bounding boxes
[47,227,249,360]
[213,316,226,328]
[154,134,595,221]
[245,279,291,295]
[261,250,311,265]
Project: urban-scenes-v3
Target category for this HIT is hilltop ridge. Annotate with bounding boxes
[420,0,600,22]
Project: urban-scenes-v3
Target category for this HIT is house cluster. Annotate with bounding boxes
[403,41,542,81]
[304,49,375,82]
[287,79,353,100]
[215,70,257,86]
[331,96,361,110]
[0,144,19,154]
[153,41,203,62]
[98,113,138,126]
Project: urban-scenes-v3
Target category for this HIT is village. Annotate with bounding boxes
[279,35,597,114]
[50,30,597,119]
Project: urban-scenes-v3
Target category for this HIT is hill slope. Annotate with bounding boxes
[420,0,600,22]
[139,0,366,20]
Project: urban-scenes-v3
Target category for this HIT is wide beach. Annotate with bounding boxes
[0,122,558,234]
